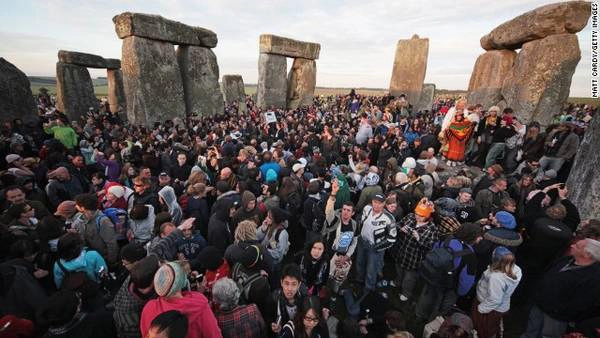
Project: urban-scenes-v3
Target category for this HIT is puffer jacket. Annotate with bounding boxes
[476,264,522,313]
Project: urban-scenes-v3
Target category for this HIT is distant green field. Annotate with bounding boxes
[29,77,596,107]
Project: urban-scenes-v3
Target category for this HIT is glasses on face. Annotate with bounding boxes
[304,316,319,323]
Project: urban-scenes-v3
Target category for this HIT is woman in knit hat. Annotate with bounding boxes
[101,185,128,210]
[140,261,222,338]
[472,247,522,338]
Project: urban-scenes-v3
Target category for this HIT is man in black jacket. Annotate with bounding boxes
[521,238,600,338]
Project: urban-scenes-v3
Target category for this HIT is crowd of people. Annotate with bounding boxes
[0,90,599,338]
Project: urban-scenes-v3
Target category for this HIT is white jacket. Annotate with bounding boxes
[476,264,522,314]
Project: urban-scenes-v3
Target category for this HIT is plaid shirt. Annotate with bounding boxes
[394,214,439,270]
[216,304,266,338]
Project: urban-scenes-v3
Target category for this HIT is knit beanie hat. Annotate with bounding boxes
[414,198,434,218]
[54,200,77,218]
[401,157,417,169]
[239,244,262,268]
[153,262,189,297]
[492,246,513,263]
[434,197,458,217]
[107,185,125,199]
[495,211,517,230]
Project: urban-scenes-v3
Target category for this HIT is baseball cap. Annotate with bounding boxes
[292,163,306,173]
[372,193,386,202]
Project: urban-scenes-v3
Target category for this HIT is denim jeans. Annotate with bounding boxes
[415,284,458,322]
[536,156,565,180]
[355,237,384,292]
[395,267,419,300]
[485,142,506,169]
[521,305,567,338]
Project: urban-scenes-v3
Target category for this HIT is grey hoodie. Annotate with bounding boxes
[158,186,183,225]
[476,264,522,313]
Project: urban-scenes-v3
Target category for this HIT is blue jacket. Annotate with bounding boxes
[53,248,108,288]
[433,239,477,296]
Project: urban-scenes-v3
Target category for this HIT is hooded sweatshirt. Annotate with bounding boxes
[53,248,108,288]
[158,186,183,225]
[207,199,234,254]
[128,205,156,244]
[476,264,522,313]
[232,191,260,227]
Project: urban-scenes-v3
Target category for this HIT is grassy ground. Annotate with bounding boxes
[29,77,596,106]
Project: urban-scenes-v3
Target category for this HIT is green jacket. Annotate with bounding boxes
[45,125,78,149]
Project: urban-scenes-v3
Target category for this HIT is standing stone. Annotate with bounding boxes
[176,46,224,116]
[567,115,600,220]
[414,83,436,113]
[481,1,591,50]
[222,75,246,111]
[121,36,185,126]
[389,34,429,105]
[0,58,37,122]
[257,53,287,109]
[113,12,217,48]
[105,58,121,69]
[467,50,516,109]
[107,69,126,113]
[287,58,317,109]
[260,34,320,60]
[501,34,580,126]
[58,50,107,68]
[56,62,98,122]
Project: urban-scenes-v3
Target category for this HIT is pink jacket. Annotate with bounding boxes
[140,291,222,338]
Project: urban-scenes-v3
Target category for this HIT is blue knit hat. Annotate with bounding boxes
[495,211,516,229]
[492,246,513,263]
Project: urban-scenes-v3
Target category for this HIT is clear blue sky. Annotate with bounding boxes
[0,0,594,96]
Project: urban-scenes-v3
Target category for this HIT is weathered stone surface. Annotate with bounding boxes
[113,12,217,48]
[105,58,121,69]
[501,34,580,126]
[56,62,98,121]
[257,53,287,109]
[567,115,600,220]
[481,1,591,50]
[260,34,320,60]
[176,45,224,116]
[414,83,436,113]
[107,69,126,113]
[389,34,429,105]
[121,36,185,126]
[0,58,37,122]
[467,50,516,109]
[58,50,107,69]
[222,75,246,111]
[287,58,316,109]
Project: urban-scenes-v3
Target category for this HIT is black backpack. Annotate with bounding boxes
[309,195,326,233]
[420,239,472,289]
[230,262,267,305]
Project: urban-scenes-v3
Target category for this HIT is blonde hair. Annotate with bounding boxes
[491,252,517,279]
[235,220,258,243]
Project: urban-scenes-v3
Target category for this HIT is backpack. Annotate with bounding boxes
[56,255,100,299]
[309,196,326,233]
[97,208,128,238]
[230,261,267,305]
[420,239,472,289]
